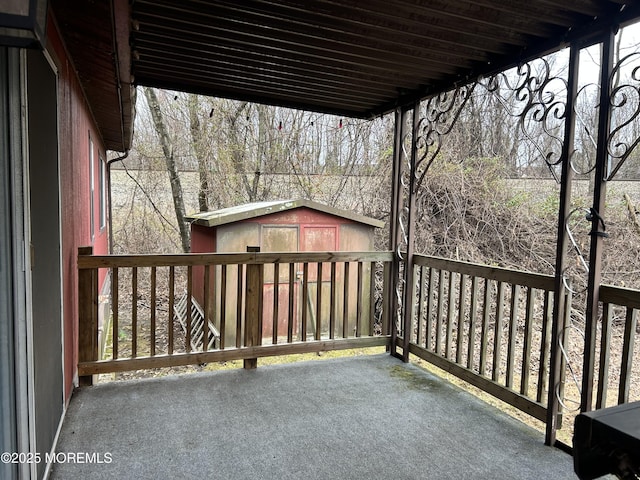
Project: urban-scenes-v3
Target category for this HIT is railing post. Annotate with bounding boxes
[399,103,420,362]
[382,261,392,340]
[581,30,615,415]
[546,41,580,446]
[78,246,98,386]
[389,106,409,358]
[244,246,263,369]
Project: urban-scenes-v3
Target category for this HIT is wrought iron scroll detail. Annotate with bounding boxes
[606,51,640,180]
[480,59,568,182]
[570,82,600,176]
[394,111,413,336]
[396,114,413,261]
[413,84,475,192]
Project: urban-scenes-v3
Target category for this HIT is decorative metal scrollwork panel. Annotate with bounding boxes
[410,54,570,193]
[413,84,475,192]
[480,57,568,182]
[607,51,640,180]
[571,82,600,176]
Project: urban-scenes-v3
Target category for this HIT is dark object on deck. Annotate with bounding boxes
[574,401,640,479]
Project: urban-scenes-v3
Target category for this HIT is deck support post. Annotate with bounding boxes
[78,246,98,386]
[581,30,615,414]
[389,107,407,358]
[545,42,580,446]
[389,105,417,362]
[244,246,263,369]
[400,104,420,362]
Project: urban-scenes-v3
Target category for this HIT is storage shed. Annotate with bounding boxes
[187,199,384,346]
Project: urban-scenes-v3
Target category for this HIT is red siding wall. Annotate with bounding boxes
[191,223,217,254]
[191,224,216,307]
[251,207,356,227]
[48,15,110,401]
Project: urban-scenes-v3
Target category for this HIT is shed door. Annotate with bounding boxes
[301,226,337,339]
[301,225,338,253]
[261,226,298,340]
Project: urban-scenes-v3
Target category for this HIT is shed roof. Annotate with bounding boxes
[187,199,385,228]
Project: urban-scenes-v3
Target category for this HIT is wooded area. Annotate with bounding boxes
[112,53,640,293]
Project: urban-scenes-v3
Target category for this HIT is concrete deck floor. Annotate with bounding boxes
[50,354,575,480]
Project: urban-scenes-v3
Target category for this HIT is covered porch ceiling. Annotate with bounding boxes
[52,0,640,152]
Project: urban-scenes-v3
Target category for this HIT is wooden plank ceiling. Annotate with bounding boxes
[53,0,639,150]
[130,0,637,119]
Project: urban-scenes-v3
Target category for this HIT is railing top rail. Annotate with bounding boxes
[600,284,640,310]
[78,250,394,269]
[413,254,555,291]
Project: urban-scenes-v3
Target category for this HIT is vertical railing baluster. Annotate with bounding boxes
[446,272,456,360]
[521,287,535,396]
[316,262,323,340]
[426,267,436,351]
[220,264,227,350]
[330,262,337,339]
[273,263,279,345]
[436,269,445,355]
[343,262,350,338]
[506,284,520,389]
[537,291,553,403]
[302,262,309,342]
[168,266,175,355]
[618,307,637,404]
[492,281,505,382]
[467,276,479,370]
[112,266,119,360]
[186,265,193,352]
[479,278,491,376]
[416,265,426,346]
[203,264,210,351]
[368,261,375,337]
[131,266,138,358]
[150,266,157,356]
[288,263,295,343]
[382,262,391,338]
[456,274,467,365]
[596,303,612,409]
[236,264,243,348]
[356,261,364,337]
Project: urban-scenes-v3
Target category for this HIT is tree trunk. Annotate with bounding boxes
[225,101,254,201]
[188,94,209,212]
[143,87,191,253]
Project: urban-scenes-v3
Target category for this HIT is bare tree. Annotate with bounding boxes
[188,94,209,212]
[143,87,190,252]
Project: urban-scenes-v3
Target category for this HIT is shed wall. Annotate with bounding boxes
[189,207,377,346]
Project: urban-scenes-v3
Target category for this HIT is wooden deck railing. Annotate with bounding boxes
[78,246,640,433]
[78,248,393,383]
[593,284,640,410]
[402,254,571,423]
